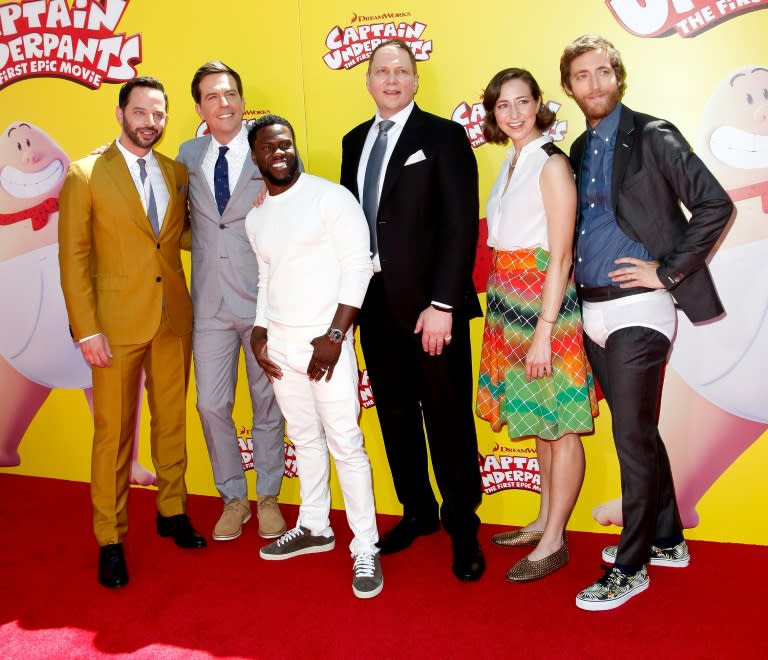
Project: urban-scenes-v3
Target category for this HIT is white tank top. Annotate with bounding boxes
[486,134,557,251]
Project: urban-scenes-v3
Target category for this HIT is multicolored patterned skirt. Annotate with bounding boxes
[476,248,598,440]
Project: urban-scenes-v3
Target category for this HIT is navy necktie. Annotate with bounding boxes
[214,146,230,216]
[137,158,159,236]
[362,120,394,256]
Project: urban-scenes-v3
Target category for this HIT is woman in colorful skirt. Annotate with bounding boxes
[476,68,598,582]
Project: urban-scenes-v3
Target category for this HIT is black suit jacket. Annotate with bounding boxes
[340,104,481,327]
[570,105,734,323]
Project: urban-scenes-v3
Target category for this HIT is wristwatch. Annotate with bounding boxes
[327,328,345,344]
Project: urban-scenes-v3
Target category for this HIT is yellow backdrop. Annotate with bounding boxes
[2,0,766,545]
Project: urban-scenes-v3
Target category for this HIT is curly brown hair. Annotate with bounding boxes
[481,68,555,145]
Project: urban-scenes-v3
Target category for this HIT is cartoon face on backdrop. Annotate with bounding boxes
[695,65,768,249]
[0,122,69,262]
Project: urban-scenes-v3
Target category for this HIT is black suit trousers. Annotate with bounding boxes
[359,275,481,542]
[584,325,683,569]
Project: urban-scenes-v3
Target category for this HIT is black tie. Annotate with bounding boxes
[214,146,230,216]
[362,120,394,256]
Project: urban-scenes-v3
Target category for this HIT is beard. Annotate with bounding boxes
[121,119,162,151]
[263,157,299,186]
[574,87,621,125]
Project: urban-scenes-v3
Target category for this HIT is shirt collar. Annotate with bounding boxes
[114,137,154,168]
[210,124,248,151]
[588,102,622,142]
[507,133,553,162]
[374,101,414,130]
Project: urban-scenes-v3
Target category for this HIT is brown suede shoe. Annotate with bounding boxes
[213,498,251,541]
[257,495,287,539]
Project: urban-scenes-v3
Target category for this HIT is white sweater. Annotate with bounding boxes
[245,173,373,329]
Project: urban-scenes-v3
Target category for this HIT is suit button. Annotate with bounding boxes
[156,276,162,282]
[156,243,161,249]
[219,223,226,229]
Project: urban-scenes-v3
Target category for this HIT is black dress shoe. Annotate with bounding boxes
[98,543,129,588]
[376,516,440,555]
[157,513,207,548]
[452,541,485,582]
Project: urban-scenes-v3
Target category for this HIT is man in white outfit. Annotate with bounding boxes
[245,115,382,599]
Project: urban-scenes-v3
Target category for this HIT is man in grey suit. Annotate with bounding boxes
[177,61,286,542]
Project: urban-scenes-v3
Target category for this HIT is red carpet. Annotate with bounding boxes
[1,473,766,659]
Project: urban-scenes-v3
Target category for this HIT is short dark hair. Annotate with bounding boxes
[367,39,417,75]
[247,114,295,151]
[481,68,556,145]
[560,34,627,98]
[191,61,243,103]
[118,76,167,111]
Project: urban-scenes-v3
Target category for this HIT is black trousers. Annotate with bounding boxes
[584,325,683,569]
[358,275,481,543]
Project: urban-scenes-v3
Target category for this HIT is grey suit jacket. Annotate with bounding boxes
[177,134,264,320]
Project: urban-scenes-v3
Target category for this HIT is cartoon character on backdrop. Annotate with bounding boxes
[593,66,768,529]
[0,121,156,485]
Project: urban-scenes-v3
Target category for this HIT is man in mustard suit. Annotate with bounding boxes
[59,77,206,590]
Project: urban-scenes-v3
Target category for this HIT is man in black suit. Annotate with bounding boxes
[340,39,484,581]
[560,35,733,611]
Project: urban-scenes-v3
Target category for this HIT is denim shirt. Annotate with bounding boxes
[575,103,652,287]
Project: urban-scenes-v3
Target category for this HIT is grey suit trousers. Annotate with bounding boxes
[194,299,285,501]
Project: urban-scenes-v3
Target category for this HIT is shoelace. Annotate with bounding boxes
[353,553,376,577]
[599,568,627,588]
[276,527,304,547]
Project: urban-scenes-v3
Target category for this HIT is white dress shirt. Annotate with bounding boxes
[115,137,169,229]
[201,124,250,198]
[356,101,414,271]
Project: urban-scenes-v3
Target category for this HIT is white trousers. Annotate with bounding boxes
[267,323,379,556]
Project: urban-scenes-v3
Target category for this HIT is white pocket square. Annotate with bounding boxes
[404,149,426,166]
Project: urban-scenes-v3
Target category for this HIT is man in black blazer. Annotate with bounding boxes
[560,35,733,611]
[340,40,484,581]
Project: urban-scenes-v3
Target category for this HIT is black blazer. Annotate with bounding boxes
[341,104,482,327]
[570,105,734,323]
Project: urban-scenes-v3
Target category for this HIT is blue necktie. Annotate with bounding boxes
[137,158,159,236]
[214,146,230,216]
[362,120,394,256]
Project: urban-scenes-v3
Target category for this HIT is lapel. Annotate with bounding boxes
[102,143,154,238]
[229,152,258,207]
[611,105,637,212]
[189,135,219,212]
[345,119,374,200]
[571,132,586,181]
[379,104,425,207]
[156,153,176,236]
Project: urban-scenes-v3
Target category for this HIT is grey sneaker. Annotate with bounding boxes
[259,526,335,560]
[352,552,384,599]
[602,540,690,568]
[576,566,649,611]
